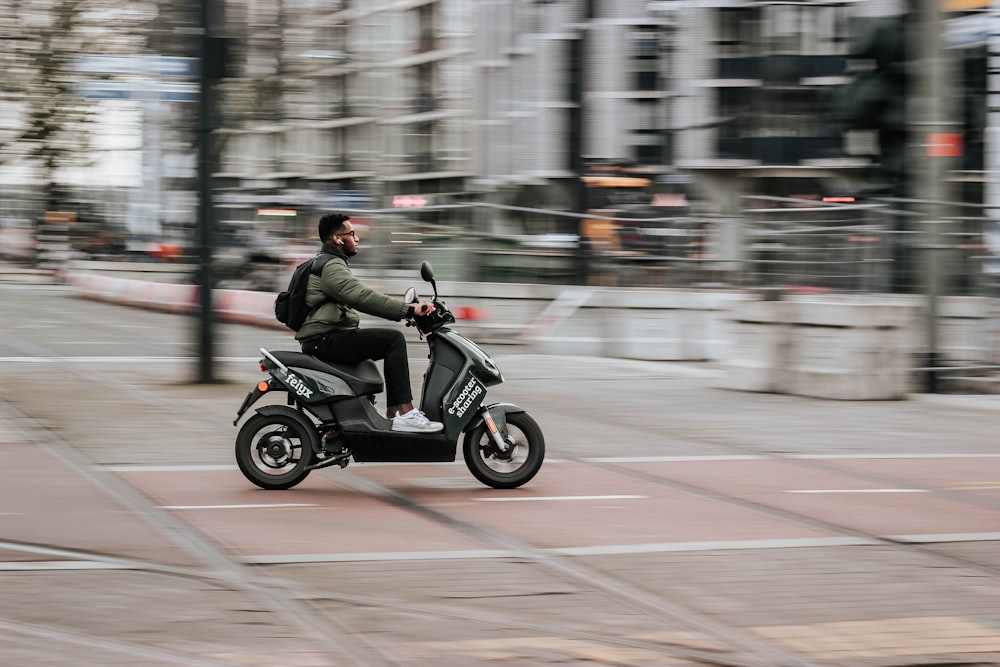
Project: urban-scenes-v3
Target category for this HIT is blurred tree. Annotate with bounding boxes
[0,0,148,212]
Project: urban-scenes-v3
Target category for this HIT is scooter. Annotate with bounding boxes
[233,261,545,490]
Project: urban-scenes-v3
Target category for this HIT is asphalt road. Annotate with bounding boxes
[3,282,1000,666]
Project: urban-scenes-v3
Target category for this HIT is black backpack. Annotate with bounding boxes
[274,253,335,331]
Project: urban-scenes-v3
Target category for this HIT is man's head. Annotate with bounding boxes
[318,212,358,257]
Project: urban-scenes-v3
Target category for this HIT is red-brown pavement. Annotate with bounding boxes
[104,455,1000,565]
[4,392,1000,665]
[0,427,197,568]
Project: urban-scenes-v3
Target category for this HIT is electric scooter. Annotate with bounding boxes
[233,261,544,490]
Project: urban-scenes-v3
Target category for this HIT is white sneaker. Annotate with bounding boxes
[392,408,444,433]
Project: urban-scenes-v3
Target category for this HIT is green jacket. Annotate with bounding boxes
[295,253,409,341]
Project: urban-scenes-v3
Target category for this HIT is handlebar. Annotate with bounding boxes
[409,299,455,333]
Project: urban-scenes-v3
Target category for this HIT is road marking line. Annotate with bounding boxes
[590,453,1000,463]
[474,495,646,502]
[0,561,128,571]
[889,532,1000,543]
[0,356,261,363]
[159,503,317,510]
[241,537,879,564]
[100,455,1000,473]
[786,489,927,494]
[103,464,238,472]
[950,481,1000,490]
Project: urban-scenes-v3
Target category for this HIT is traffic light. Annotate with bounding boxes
[838,15,908,189]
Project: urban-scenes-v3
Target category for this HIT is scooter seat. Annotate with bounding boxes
[269,351,384,396]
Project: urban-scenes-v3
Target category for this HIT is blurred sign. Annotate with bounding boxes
[945,14,991,48]
[75,80,199,102]
[943,0,990,9]
[44,211,77,223]
[393,195,429,208]
[74,55,199,77]
[318,190,373,210]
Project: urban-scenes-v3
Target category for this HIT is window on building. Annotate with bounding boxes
[416,3,436,52]
[403,122,434,171]
[717,7,760,57]
[629,27,660,92]
[633,99,660,131]
[401,64,435,113]
[633,138,663,166]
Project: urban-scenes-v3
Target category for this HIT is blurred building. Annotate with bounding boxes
[210,0,987,214]
[3,1,989,236]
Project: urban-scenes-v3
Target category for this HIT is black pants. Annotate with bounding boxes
[302,328,412,406]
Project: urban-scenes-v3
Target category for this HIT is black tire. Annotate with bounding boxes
[463,411,544,489]
[235,413,314,490]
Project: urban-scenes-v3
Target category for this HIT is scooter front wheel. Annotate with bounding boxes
[463,411,544,489]
[235,413,314,490]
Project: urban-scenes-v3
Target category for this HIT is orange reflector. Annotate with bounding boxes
[257,381,269,392]
[485,416,499,434]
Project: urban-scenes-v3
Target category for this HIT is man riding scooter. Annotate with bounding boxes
[296,212,442,433]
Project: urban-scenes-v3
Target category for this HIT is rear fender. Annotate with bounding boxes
[234,379,281,426]
[253,405,322,455]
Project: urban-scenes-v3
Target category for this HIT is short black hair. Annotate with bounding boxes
[318,212,350,243]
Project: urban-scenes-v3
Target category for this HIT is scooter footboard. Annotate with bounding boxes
[345,429,455,463]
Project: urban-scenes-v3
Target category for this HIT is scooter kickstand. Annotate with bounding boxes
[307,450,351,470]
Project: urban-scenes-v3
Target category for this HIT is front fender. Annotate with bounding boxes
[464,402,525,437]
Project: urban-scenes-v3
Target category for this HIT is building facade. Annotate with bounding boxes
[216,0,990,214]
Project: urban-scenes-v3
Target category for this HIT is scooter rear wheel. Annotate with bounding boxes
[235,413,313,490]
[463,411,544,489]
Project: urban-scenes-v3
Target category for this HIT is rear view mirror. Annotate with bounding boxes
[403,287,416,303]
[420,261,435,283]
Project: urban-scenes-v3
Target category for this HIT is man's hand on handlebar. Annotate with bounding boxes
[411,300,436,317]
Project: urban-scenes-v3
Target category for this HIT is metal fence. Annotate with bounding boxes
[318,198,998,298]
[737,196,994,297]
[4,192,997,298]
[332,203,718,289]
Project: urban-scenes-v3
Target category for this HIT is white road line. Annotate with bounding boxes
[98,455,1000,473]
[0,356,261,363]
[241,537,877,564]
[102,464,238,472]
[590,455,766,463]
[589,453,1000,463]
[240,532,1000,564]
[158,503,317,510]
[786,489,928,494]
[889,532,1000,543]
[0,561,128,571]
[475,495,646,502]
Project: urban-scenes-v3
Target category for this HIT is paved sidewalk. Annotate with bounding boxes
[3,353,1000,666]
[3,266,1000,665]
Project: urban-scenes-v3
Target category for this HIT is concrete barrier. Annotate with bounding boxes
[718,296,914,400]
[63,269,995,399]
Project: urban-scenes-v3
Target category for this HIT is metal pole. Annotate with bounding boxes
[195,0,215,383]
[986,2,1000,276]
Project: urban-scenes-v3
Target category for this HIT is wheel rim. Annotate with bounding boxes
[475,424,530,474]
[250,426,304,475]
